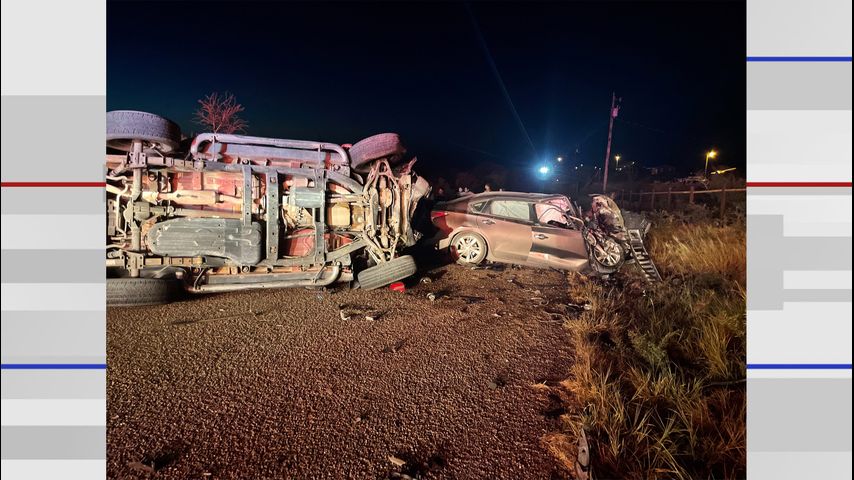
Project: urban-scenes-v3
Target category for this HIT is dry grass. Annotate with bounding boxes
[546,213,746,479]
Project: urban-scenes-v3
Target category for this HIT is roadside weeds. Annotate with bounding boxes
[545,215,746,479]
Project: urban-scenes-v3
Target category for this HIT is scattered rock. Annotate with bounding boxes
[389,455,407,467]
[566,302,592,311]
[420,277,432,284]
[127,461,155,474]
[427,293,436,301]
[382,338,408,354]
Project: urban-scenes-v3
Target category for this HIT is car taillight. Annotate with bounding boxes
[431,211,449,220]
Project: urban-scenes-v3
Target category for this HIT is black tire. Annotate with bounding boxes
[106,110,181,152]
[451,231,488,266]
[107,278,176,306]
[348,133,406,172]
[357,255,417,290]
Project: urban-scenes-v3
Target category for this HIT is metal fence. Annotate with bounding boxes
[613,186,747,218]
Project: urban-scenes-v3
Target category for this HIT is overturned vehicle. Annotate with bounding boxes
[430,192,660,281]
[106,111,429,306]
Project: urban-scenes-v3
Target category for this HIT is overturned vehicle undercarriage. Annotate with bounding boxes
[106,111,429,305]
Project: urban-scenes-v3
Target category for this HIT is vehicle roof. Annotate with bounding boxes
[439,191,568,205]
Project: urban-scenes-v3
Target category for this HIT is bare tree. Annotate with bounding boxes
[194,92,248,134]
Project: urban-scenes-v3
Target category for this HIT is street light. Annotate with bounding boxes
[538,165,550,175]
[704,150,718,177]
[556,156,563,162]
[615,154,621,170]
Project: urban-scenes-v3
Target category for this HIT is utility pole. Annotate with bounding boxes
[602,92,619,193]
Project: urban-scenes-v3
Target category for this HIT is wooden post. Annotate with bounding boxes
[720,186,727,219]
[650,190,656,210]
[667,187,673,209]
[689,185,695,204]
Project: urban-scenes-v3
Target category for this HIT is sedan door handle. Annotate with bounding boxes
[481,219,495,225]
[534,233,548,240]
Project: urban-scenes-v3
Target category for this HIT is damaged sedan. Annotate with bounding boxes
[106,111,429,305]
[430,191,660,280]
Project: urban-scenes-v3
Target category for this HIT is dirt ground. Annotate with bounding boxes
[107,262,579,479]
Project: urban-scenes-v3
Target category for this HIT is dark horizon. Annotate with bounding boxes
[107,1,746,187]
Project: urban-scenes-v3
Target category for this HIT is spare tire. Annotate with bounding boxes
[348,133,406,172]
[107,277,177,306]
[107,110,181,152]
[357,255,417,290]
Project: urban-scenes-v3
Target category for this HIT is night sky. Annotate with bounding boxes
[107,1,746,186]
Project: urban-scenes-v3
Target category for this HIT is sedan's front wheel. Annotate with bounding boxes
[588,236,625,274]
[452,232,488,266]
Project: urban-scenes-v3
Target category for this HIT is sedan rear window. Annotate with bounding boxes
[488,200,531,221]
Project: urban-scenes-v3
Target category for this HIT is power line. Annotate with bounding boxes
[464,2,537,158]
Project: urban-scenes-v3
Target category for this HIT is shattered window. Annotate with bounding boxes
[488,200,532,222]
[535,203,569,225]
[470,201,488,213]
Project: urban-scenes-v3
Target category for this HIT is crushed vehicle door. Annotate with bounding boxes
[529,203,588,270]
[478,199,533,264]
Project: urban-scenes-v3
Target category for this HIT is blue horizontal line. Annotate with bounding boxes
[1,364,107,370]
[747,363,852,370]
[747,56,852,62]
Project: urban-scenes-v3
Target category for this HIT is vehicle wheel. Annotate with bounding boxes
[357,255,417,290]
[452,232,488,266]
[106,110,181,152]
[348,133,406,173]
[588,236,625,274]
[107,278,176,306]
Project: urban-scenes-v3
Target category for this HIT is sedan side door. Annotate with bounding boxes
[528,203,589,270]
[476,199,534,264]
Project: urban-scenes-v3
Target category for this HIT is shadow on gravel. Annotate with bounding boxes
[128,441,187,474]
[388,448,449,479]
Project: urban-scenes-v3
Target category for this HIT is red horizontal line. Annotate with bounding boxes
[1,181,106,188]
[746,181,852,188]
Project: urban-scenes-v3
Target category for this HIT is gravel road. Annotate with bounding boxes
[108,263,575,479]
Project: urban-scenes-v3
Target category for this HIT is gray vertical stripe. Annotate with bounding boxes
[747,0,853,57]
[749,452,853,480]
[1,187,105,215]
[748,187,852,196]
[784,289,853,302]
[748,378,852,451]
[1,95,105,183]
[1,356,106,365]
[1,371,106,399]
[1,311,104,358]
[0,426,105,459]
[1,250,105,283]
[748,215,853,310]
[748,62,853,110]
